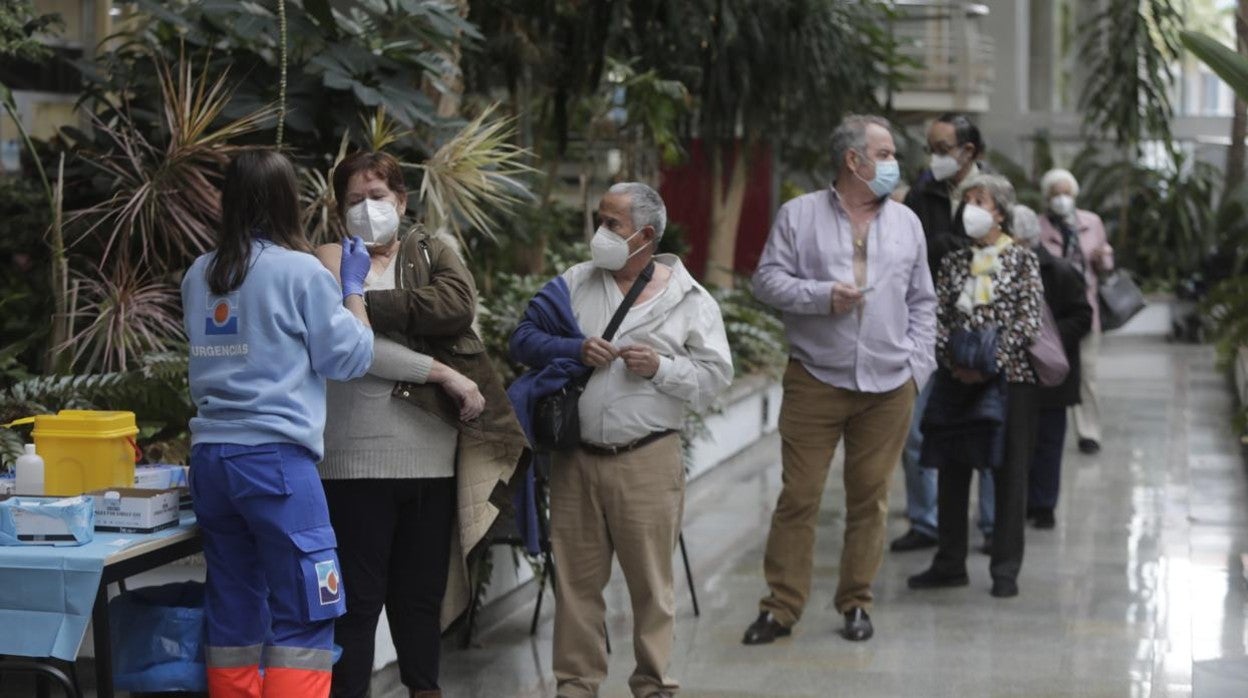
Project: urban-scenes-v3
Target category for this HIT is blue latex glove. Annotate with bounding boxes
[339,236,371,299]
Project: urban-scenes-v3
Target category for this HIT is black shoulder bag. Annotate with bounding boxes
[531,262,655,452]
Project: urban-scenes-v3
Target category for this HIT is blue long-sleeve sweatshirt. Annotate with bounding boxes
[182,241,374,459]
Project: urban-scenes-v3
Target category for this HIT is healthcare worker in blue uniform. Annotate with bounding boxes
[182,150,375,698]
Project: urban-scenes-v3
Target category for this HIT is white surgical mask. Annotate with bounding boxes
[929,154,960,182]
[962,204,996,240]
[590,225,645,270]
[345,199,401,246]
[1049,194,1075,217]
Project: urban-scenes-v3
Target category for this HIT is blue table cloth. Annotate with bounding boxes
[0,515,197,661]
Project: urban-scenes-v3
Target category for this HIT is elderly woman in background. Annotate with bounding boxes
[1038,169,1113,455]
[315,151,529,698]
[1011,205,1093,530]
[907,174,1043,599]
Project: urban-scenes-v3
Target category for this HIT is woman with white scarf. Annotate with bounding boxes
[907,174,1044,599]
[1037,169,1113,455]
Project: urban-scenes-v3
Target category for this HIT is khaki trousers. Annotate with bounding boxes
[550,434,684,698]
[759,361,916,625]
[1072,330,1101,443]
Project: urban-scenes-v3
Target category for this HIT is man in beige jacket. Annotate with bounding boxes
[510,182,733,698]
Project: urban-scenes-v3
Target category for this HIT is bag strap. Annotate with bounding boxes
[566,261,656,391]
[601,261,655,342]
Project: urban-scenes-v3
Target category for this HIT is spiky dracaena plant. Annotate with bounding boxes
[417,103,536,247]
[68,50,277,272]
[300,132,352,246]
[60,262,185,374]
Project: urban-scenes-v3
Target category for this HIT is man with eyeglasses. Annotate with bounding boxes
[890,113,998,556]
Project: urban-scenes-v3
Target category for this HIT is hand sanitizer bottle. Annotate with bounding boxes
[15,444,44,496]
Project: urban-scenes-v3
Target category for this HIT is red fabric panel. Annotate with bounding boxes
[734,145,773,277]
[659,139,773,281]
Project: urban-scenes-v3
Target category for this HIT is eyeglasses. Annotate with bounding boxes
[924,143,962,157]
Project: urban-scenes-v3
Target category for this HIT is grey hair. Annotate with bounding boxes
[956,173,1017,231]
[607,181,668,240]
[1040,168,1080,198]
[1011,204,1041,244]
[831,114,893,175]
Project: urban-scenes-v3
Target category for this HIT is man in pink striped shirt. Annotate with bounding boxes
[742,114,937,645]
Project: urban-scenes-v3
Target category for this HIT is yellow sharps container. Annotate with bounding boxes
[7,410,140,495]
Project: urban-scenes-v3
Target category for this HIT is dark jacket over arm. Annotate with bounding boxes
[905,170,970,274]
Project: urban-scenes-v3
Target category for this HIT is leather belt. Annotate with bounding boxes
[580,430,678,457]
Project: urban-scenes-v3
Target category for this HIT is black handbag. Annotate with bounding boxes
[531,262,655,452]
[1098,270,1146,331]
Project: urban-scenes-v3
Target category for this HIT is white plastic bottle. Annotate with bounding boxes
[15,444,44,496]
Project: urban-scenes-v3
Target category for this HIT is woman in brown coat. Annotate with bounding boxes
[315,151,529,698]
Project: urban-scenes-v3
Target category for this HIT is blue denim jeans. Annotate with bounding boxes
[902,379,995,539]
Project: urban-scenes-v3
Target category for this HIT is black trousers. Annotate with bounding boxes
[323,477,455,697]
[932,383,1038,583]
[1027,407,1068,511]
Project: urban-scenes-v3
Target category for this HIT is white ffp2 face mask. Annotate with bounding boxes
[961,203,996,240]
[345,199,401,246]
[590,225,645,270]
[930,154,961,182]
[1049,194,1075,217]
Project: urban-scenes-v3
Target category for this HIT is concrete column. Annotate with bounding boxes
[978,0,1031,164]
[1028,0,1057,113]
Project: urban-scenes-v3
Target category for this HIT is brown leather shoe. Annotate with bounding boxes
[410,690,442,698]
[742,611,791,645]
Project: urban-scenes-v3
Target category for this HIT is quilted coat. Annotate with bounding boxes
[364,227,531,629]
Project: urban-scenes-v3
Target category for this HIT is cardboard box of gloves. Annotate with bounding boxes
[87,487,181,534]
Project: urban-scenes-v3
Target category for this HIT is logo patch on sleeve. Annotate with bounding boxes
[315,559,341,605]
[204,294,239,335]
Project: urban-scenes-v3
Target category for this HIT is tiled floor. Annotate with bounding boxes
[428,338,1248,698]
[5,337,1241,697]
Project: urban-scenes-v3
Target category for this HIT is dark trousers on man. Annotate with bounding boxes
[323,477,455,698]
[1027,408,1068,511]
[932,383,1038,584]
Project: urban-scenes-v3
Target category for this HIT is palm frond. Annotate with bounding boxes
[417,103,537,247]
[300,131,352,245]
[359,105,413,152]
[67,49,278,271]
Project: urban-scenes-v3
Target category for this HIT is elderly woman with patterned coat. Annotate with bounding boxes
[907,174,1043,599]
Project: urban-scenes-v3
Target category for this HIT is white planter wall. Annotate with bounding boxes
[687,376,782,481]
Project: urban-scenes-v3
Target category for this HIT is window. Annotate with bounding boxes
[1203,73,1222,115]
